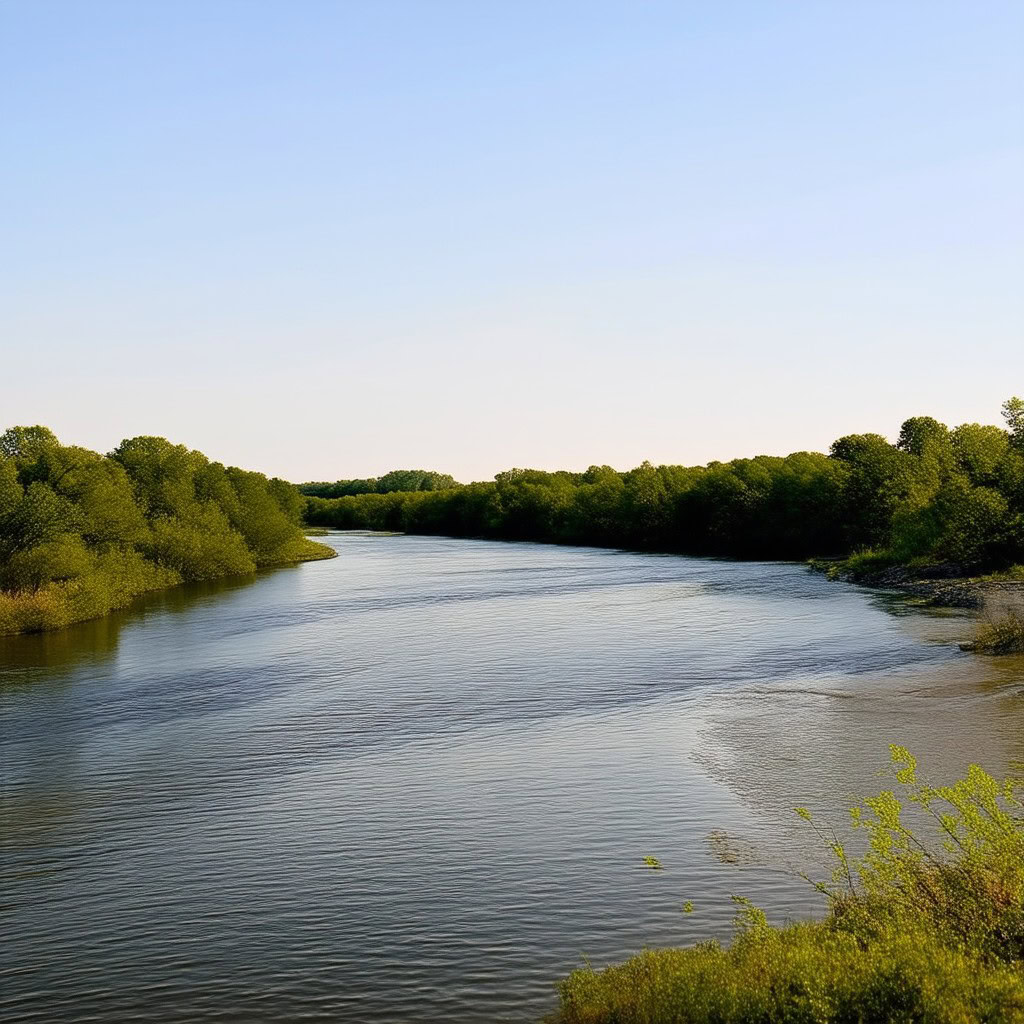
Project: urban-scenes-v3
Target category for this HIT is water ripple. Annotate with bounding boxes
[1,533,1018,1023]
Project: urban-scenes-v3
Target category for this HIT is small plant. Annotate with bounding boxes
[801,745,1024,963]
[641,855,662,870]
[977,564,1024,582]
[964,596,1024,655]
[833,547,899,580]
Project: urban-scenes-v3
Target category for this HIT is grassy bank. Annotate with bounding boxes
[549,748,1024,1024]
[0,532,334,637]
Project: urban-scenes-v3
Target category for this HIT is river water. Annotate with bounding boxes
[2,532,1022,1023]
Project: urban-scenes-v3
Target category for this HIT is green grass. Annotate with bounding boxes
[977,565,1024,582]
[258,536,337,565]
[813,548,900,580]
[548,747,1024,1024]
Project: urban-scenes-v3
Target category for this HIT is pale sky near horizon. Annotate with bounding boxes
[2,2,1022,483]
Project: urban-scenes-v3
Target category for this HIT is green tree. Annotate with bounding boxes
[2,427,333,635]
[1003,396,1024,451]
[951,423,1009,486]
[2,534,92,591]
[0,425,59,461]
[0,482,80,561]
[896,416,950,457]
[829,434,913,549]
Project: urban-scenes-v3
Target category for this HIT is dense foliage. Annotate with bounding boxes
[549,748,1024,1024]
[300,469,460,498]
[306,400,1024,570]
[0,426,333,635]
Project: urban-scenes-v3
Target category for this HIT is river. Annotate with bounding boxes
[2,532,1022,1022]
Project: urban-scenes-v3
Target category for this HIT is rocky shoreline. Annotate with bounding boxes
[834,564,1024,610]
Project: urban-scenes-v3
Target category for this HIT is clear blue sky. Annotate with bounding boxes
[2,1,1022,482]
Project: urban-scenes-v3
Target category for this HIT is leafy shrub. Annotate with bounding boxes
[143,510,256,581]
[549,748,1024,1024]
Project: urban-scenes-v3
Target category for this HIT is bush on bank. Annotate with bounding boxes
[966,605,1024,655]
[548,748,1024,1024]
[0,425,334,635]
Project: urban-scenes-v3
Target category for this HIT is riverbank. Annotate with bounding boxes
[0,426,340,637]
[0,539,336,636]
[811,559,1024,610]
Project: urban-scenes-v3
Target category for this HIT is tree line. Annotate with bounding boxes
[0,426,333,635]
[305,399,1024,572]
[5,401,1021,635]
[299,469,460,498]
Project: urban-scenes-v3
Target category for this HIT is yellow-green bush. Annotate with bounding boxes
[0,551,182,634]
[554,921,1022,1024]
[260,535,339,566]
[550,749,1024,1024]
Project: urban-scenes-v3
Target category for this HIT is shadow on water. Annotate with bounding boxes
[0,572,267,680]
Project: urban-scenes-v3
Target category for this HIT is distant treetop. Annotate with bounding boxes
[299,470,460,498]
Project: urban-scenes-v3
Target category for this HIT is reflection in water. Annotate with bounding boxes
[0,573,264,677]
[1,533,1021,1024]
[0,614,120,675]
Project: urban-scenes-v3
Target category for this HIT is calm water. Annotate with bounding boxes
[2,533,1022,1023]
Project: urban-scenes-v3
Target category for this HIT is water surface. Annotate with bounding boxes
[2,533,1021,1022]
